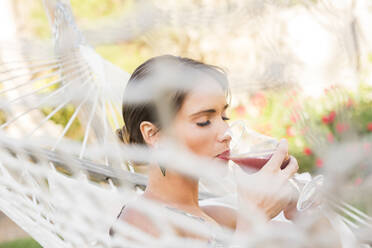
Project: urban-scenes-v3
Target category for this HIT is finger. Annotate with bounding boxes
[281,156,299,179]
[269,187,292,219]
[263,139,288,172]
[276,182,293,210]
[284,200,298,220]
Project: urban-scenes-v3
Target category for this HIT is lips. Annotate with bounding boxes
[216,150,230,160]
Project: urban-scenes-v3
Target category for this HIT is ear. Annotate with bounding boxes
[139,121,159,146]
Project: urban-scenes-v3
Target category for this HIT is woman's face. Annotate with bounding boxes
[171,80,231,164]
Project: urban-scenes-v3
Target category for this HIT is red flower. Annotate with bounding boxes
[235,105,246,117]
[322,111,336,124]
[327,133,334,143]
[303,147,312,156]
[367,122,372,131]
[336,123,348,133]
[328,111,336,123]
[316,158,323,168]
[322,115,330,124]
[286,126,295,137]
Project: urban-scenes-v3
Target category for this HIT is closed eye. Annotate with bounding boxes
[222,116,230,121]
[196,120,211,127]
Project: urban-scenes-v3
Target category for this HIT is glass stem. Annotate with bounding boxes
[289,173,303,193]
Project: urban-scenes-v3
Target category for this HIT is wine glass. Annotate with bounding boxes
[223,120,324,212]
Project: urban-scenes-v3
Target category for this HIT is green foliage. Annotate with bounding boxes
[95,43,152,73]
[0,110,7,125]
[0,238,42,248]
[29,0,133,39]
[41,104,84,141]
[70,0,130,20]
[30,0,51,39]
[229,84,372,173]
[350,84,372,133]
[368,53,372,63]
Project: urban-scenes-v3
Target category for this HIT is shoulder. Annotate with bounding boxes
[118,202,161,238]
[202,205,237,230]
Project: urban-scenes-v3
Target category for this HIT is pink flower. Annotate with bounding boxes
[363,142,371,152]
[327,133,334,143]
[235,105,246,117]
[291,89,298,96]
[284,98,294,107]
[346,98,354,108]
[367,122,372,131]
[336,123,348,133]
[286,126,295,137]
[290,113,299,124]
[303,147,312,156]
[316,158,323,168]
[354,177,363,186]
[251,92,267,109]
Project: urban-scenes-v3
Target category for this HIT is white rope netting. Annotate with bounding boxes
[0,0,371,247]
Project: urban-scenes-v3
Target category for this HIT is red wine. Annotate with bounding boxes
[230,154,290,172]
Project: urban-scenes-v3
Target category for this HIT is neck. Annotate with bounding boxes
[144,164,200,209]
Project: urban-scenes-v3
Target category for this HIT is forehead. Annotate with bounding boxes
[179,80,227,115]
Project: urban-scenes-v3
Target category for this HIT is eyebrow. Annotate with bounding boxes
[190,104,229,117]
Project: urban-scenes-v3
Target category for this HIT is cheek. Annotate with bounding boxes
[176,124,216,157]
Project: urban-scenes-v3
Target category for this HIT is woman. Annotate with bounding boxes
[115,55,299,244]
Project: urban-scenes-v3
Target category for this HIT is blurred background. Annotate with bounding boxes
[0,0,372,247]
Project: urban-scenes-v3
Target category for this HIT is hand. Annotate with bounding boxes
[283,196,298,220]
[234,139,299,220]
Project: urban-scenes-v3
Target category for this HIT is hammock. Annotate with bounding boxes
[0,0,371,247]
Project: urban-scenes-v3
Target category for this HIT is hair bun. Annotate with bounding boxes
[116,127,130,143]
[116,128,124,142]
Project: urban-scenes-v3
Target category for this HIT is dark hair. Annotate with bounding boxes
[120,55,229,145]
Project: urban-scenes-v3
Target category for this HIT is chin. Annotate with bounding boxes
[214,158,230,175]
[215,157,229,165]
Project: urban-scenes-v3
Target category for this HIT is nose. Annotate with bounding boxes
[217,122,232,145]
